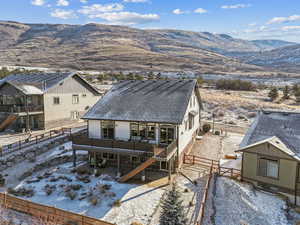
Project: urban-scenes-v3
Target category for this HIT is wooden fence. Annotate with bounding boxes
[0,193,114,225]
[197,166,213,225]
[183,154,241,180]
[183,154,242,225]
[0,126,86,156]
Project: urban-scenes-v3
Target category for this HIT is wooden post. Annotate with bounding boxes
[19,140,21,150]
[117,153,120,176]
[168,159,172,183]
[73,149,77,168]
[193,155,195,165]
[231,168,233,178]
[36,136,38,144]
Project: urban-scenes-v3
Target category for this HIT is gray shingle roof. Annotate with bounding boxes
[83,79,199,124]
[0,72,99,95]
[240,110,300,160]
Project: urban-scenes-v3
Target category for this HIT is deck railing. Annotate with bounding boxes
[72,134,177,158]
[0,104,44,113]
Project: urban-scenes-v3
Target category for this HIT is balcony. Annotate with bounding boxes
[72,134,178,160]
[0,104,44,114]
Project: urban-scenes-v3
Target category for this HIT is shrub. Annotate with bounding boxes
[268,87,278,101]
[113,199,122,207]
[202,123,211,133]
[214,131,220,136]
[66,190,77,200]
[215,79,256,91]
[89,196,99,206]
[76,167,90,175]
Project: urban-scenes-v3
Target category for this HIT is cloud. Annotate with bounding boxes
[31,0,46,6]
[194,8,207,14]
[57,0,69,6]
[267,15,300,24]
[221,4,251,9]
[89,12,160,25]
[80,0,88,3]
[51,9,77,19]
[78,3,124,15]
[248,23,257,27]
[123,0,148,2]
[282,26,300,31]
[173,9,187,15]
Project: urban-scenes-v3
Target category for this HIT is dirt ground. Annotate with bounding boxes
[191,132,244,161]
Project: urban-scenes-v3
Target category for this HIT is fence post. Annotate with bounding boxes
[193,155,195,165]
[19,141,21,150]
[231,168,233,178]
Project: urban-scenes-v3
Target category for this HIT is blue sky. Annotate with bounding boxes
[1,0,300,42]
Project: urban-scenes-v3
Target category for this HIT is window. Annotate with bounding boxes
[53,97,60,105]
[184,120,188,131]
[258,158,279,179]
[72,95,79,104]
[130,122,156,140]
[71,111,79,120]
[82,94,87,97]
[101,121,114,139]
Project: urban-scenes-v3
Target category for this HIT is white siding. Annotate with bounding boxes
[178,90,200,154]
[115,121,130,140]
[88,120,101,139]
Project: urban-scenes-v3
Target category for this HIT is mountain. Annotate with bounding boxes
[0,21,297,74]
[240,44,300,73]
[250,40,296,51]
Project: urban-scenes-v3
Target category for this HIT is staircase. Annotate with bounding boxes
[0,114,18,132]
[119,149,164,183]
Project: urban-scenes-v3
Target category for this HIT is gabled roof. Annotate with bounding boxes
[0,72,99,95]
[239,110,300,161]
[83,79,201,124]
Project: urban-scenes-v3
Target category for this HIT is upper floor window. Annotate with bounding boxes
[130,122,156,141]
[258,157,279,179]
[53,97,60,105]
[101,121,115,139]
[72,95,79,104]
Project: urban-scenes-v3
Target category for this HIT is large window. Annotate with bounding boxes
[188,114,194,130]
[72,94,79,104]
[130,122,156,141]
[101,121,114,139]
[258,158,279,179]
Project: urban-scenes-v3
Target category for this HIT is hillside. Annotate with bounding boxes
[0,21,296,74]
[240,44,300,73]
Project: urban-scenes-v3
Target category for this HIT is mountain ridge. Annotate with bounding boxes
[0,21,298,74]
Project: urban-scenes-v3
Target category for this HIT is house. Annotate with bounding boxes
[72,79,202,182]
[237,110,300,205]
[0,72,100,131]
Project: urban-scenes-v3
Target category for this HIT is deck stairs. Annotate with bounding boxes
[119,149,164,183]
[0,114,18,132]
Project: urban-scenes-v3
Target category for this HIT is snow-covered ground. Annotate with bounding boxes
[210,177,299,225]
[13,161,166,225]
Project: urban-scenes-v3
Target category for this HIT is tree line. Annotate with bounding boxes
[268,84,300,102]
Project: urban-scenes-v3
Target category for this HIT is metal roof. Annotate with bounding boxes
[83,79,199,124]
[240,110,300,160]
[0,72,99,95]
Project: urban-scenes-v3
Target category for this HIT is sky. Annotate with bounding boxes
[1,0,300,42]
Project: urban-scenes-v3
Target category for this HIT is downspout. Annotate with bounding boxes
[176,124,180,170]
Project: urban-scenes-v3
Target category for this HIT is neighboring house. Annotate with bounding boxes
[72,79,202,182]
[0,72,100,131]
[237,110,300,205]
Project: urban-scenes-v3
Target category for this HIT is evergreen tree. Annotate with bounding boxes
[268,87,278,101]
[282,85,290,100]
[159,184,187,225]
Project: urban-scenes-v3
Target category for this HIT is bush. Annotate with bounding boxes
[113,199,122,207]
[214,131,220,136]
[89,196,99,206]
[215,79,256,91]
[66,190,77,200]
[202,123,211,133]
[76,167,91,175]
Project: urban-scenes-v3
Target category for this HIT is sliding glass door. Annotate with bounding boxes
[160,125,175,145]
